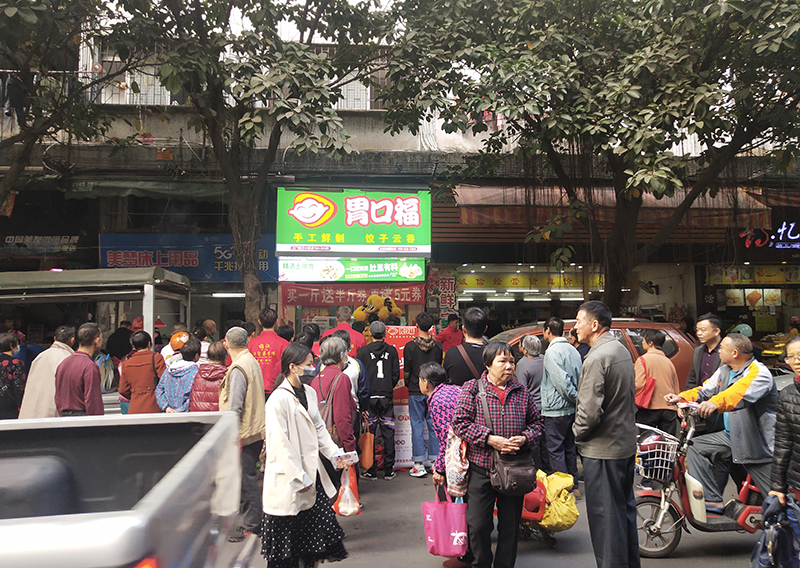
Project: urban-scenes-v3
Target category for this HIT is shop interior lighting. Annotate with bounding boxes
[487,297,515,302]
[462,263,468,266]
[481,265,486,269]
[459,297,473,302]
[461,289,496,294]
[212,292,246,298]
[744,262,750,265]
[550,289,582,293]
[517,263,523,266]
[524,297,551,302]
[505,288,540,293]
[561,297,586,301]
[529,265,535,269]
[470,270,476,273]
[516,270,521,273]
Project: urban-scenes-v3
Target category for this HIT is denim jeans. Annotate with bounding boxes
[408,394,439,462]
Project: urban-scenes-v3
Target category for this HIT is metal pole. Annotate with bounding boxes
[143,283,155,339]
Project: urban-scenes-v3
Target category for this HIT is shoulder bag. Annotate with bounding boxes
[456,344,482,381]
[318,371,346,446]
[476,379,537,496]
[635,356,657,409]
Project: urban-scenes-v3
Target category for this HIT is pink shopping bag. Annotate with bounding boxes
[421,491,468,558]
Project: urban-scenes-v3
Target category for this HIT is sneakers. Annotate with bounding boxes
[360,470,378,481]
[228,526,260,543]
[385,471,397,480]
[410,463,428,477]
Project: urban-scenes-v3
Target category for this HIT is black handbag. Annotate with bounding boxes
[476,379,537,496]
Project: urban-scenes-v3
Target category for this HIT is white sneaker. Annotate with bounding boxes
[410,463,428,477]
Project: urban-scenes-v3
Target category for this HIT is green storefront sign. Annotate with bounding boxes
[279,257,425,282]
[276,188,431,257]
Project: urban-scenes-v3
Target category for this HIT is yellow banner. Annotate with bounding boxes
[458,272,599,289]
[707,265,794,286]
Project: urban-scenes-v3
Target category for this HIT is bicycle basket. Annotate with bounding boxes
[635,428,679,482]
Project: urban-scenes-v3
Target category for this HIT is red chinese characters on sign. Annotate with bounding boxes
[106,250,200,268]
[439,277,457,310]
[344,196,421,228]
[281,283,426,306]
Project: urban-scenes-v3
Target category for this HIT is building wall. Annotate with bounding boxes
[629,264,697,319]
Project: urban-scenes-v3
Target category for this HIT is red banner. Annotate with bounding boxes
[281,283,425,306]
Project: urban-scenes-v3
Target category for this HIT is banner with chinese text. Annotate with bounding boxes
[385,325,419,469]
[100,233,277,282]
[276,188,431,257]
[281,283,425,306]
[278,257,425,282]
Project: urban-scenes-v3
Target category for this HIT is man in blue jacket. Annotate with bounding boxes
[542,317,582,488]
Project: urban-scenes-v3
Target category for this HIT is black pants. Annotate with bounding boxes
[583,456,640,568]
[466,466,523,568]
[367,397,395,475]
[635,407,679,437]
[241,441,263,532]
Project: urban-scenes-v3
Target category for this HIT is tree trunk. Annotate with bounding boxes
[602,159,642,315]
[0,136,38,206]
[229,183,264,325]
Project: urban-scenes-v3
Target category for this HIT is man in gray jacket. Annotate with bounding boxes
[541,317,581,486]
[573,301,640,568]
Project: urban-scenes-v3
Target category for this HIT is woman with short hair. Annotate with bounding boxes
[119,331,167,414]
[451,341,544,568]
[0,332,26,419]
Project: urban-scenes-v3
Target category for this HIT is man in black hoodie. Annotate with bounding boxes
[358,321,401,480]
[404,312,444,477]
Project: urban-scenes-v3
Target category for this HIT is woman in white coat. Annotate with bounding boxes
[262,342,348,567]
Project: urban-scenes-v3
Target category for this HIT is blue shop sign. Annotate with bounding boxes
[99,233,277,282]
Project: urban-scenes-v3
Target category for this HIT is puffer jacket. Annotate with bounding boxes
[771,378,800,493]
[190,363,227,412]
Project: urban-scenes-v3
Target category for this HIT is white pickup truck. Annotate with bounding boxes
[0,412,243,568]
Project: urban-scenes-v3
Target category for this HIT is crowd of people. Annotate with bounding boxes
[4,300,800,568]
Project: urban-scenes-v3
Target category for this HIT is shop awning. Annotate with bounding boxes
[0,267,191,303]
[454,185,772,229]
[67,180,228,202]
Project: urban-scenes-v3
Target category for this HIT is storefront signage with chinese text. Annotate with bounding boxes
[278,257,425,282]
[281,283,425,306]
[276,188,431,257]
[100,233,277,282]
[740,222,800,250]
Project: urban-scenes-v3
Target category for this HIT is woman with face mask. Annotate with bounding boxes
[262,342,349,567]
[0,332,27,419]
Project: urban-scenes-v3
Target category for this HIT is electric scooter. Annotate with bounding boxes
[635,401,763,558]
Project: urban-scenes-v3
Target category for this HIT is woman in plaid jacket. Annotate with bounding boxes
[451,341,544,568]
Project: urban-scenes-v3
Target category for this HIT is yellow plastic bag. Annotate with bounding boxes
[536,470,579,533]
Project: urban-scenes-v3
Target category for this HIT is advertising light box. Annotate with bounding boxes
[276,188,431,257]
[279,257,425,282]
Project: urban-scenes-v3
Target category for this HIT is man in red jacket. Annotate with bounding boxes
[436,313,463,353]
[321,305,366,357]
[247,308,288,396]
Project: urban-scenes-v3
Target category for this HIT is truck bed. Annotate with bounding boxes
[0,413,241,568]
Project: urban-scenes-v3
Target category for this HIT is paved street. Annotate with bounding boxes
[223,472,759,568]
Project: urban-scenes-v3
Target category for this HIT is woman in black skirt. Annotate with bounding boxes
[262,343,348,568]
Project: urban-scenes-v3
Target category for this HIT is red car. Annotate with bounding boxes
[492,319,697,389]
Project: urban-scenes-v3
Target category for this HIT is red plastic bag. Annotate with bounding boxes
[333,465,360,516]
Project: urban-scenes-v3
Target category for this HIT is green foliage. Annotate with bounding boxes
[381,0,800,274]
[119,0,392,159]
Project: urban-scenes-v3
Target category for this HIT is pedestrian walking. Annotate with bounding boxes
[357,321,400,480]
[769,336,800,506]
[155,336,201,413]
[190,340,228,412]
[119,331,167,414]
[542,317,581,486]
[18,325,75,419]
[633,329,681,436]
[248,308,289,397]
[405,311,444,477]
[573,301,640,568]
[451,341,544,568]
[220,326,267,543]
[261,342,348,567]
[0,332,26,419]
[436,313,464,353]
[55,322,105,417]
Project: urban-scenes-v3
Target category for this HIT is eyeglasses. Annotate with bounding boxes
[786,355,800,362]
